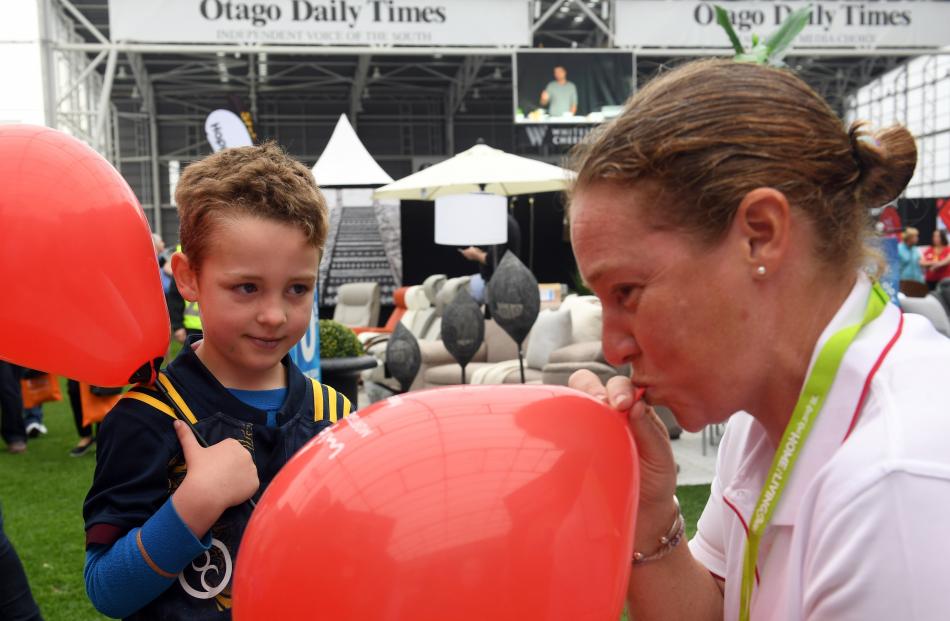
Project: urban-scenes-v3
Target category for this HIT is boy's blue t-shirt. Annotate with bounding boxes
[227,388,287,428]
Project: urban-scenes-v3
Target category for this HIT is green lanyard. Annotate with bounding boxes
[738,283,889,621]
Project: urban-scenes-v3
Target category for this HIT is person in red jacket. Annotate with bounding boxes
[922,229,950,289]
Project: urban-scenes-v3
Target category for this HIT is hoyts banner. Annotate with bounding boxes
[615,0,950,50]
[108,0,529,46]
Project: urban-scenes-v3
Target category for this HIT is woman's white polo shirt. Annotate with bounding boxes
[689,274,950,620]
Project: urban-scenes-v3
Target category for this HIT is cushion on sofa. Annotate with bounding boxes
[564,297,602,343]
[524,308,573,370]
[547,340,605,364]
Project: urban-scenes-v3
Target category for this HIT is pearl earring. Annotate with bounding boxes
[756,265,767,276]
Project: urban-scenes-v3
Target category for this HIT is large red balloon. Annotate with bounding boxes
[0,125,168,385]
[234,385,638,621]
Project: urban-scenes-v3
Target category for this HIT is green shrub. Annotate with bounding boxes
[319,319,364,358]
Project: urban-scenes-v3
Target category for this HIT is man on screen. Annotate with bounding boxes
[539,66,578,117]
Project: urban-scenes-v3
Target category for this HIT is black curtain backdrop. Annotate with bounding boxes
[400,192,577,289]
[515,52,633,119]
[898,198,937,245]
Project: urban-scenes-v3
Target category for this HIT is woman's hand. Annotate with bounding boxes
[569,370,679,548]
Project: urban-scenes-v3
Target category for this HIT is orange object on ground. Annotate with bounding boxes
[79,382,124,427]
[20,373,63,409]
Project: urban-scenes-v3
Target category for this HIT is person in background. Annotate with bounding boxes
[0,502,43,620]
[922,228,950,289]
[66,379,95,457]
[22,370,48,439]
[539,65,578,118]
[166,244,202,346]
[0,362,28,454]
[152,233,171,295]
[568,58,950,619]
[459,212,522,282]
[23,407,46,439]
[897,226,925,284]
[460,212,522,308]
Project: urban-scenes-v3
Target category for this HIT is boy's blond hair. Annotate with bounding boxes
[175,142,327,271]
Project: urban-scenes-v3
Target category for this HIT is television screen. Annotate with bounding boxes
[514,52,634,124]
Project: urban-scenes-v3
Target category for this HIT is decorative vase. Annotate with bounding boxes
[319,355,377,407]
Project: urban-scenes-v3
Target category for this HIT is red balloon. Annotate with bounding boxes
[0,125,168,385]
[234,385,638,621]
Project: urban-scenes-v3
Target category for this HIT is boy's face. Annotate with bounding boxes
[174,215,318,390]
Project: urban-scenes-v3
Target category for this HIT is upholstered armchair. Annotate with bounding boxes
[332,282,380,330]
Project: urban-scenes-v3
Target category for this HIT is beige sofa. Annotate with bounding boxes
[418,294,627,389]
[414,293,682,438]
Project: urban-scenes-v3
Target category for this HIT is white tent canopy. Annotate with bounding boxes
[312,114,394,188]
[372,144,574,200]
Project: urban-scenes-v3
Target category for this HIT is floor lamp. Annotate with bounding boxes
[434,193,508,384]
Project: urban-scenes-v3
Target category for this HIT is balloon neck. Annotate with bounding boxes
[129,357,164,386]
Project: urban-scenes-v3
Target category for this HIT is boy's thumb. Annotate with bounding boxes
[174,419,200,460]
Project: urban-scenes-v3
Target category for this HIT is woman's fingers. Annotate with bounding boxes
[605,375,637,411]
[569,370,678,510]
[568,369,610,404]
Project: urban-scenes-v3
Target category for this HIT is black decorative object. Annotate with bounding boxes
[440,288,485,384]
[487,250,540,383]
[320,355,377,407]
[385,322,422,392]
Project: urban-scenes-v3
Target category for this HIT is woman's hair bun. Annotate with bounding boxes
[849,121,917,207]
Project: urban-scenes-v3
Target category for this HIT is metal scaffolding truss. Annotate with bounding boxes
[42,0,941,237]
[847,53,950,199]
[39,0,119,161]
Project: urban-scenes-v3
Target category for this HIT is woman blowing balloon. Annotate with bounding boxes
[569,58,950,620]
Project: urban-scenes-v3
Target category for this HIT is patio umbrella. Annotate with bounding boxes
[372,143,573,200]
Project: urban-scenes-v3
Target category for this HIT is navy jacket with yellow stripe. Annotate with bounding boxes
[83,341,349,619]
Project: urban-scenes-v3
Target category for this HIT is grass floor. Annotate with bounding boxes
[1,383,711,620]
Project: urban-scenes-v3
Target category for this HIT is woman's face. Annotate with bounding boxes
[933,230,942,246]
[906,231,919,245]
[571,182,763,431]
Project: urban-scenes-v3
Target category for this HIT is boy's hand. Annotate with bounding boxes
[171,420,259,538]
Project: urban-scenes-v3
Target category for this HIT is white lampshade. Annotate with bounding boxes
[434,193,508,246]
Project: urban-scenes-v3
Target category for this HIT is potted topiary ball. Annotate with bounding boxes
[318,319,377,407]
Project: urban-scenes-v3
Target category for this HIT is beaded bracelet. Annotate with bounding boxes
[632,496,685,565]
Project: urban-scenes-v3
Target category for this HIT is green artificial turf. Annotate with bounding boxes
[0,381,104,620]
[0,378,711,620]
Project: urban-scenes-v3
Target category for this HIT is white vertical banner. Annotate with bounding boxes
[289,288,321,380]
[109,0,530,46]
[615,0,950,50]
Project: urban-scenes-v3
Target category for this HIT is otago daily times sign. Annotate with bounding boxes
[109,0,529,46]
[615,0,950,49]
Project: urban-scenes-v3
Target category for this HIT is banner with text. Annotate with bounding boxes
[615,0,950,50]
[109,0,529,46]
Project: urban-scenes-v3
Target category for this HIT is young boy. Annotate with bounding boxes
[83,143,350,619]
